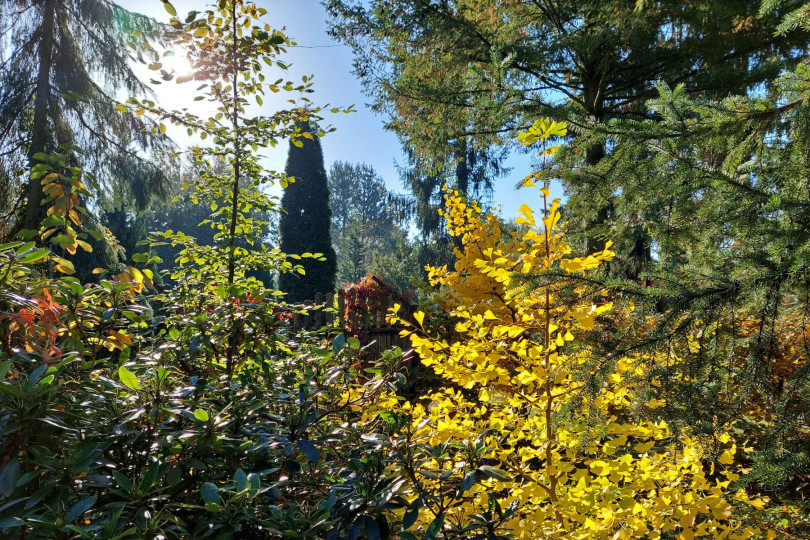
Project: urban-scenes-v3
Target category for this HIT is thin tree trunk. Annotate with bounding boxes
[225,0,242,378]
[23,0,55,231]
[227,0,240,285]
[454,142,468,195]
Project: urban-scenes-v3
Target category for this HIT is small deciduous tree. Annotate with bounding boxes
[373,122,769,539]
[386,188,766,539]
[129,0,340,374]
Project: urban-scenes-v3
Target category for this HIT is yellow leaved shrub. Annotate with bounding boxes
[371,121,768,539]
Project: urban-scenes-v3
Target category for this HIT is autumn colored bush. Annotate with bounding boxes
[349,121,771,539]
[381,184,766,539]
[340,274,413,338]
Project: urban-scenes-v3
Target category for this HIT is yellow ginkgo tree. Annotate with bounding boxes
[377,120,767,539]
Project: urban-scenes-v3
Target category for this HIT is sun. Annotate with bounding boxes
[162,49,193,77]
[141,48,203,114]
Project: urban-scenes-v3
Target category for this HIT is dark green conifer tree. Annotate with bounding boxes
[512,0,810,495]
[0,0,172,237]
[327,0,808,270]
[279,124,337,302]
[336,217,367,285]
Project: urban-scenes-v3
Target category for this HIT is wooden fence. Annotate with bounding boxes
[290,288,416,365]
[290,292,336,331]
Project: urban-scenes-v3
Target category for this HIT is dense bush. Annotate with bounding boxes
[376,182,766,538]
[0,2,405,538]
[0,238,412,538]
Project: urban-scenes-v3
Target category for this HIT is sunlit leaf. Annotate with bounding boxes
[118,366,140,390]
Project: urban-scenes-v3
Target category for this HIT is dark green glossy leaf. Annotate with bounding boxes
[111,470,132,492]
[246,473,260,497]
[201,482,220,505]
[24,364,48,390]
[234,468,247,492]
[424,514,444,540]
[460,470,477,493]
[0,360,11,381]
[0,517,25,529]
[65,495,96,522]
[0,460,20,498]
[402,508,418,530]
[138,461,161,494]
[365,516,380,540]
[297,440,319,462]
[189,335,200,355]
[332,333,346,353]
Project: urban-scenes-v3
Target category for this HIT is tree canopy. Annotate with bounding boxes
[327,0,810,258]
[327,0,804,154]
[0,0,172,234]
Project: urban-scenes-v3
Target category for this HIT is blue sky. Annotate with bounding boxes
[135,0,556,223]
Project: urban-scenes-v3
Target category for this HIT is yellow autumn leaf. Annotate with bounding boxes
[634,440,655,453]
[516,203,535,226]
[108,331,133,346]
[52,256,75,275]
[718,448,735,465]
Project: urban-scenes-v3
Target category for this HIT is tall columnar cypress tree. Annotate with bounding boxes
[279,124,337,302]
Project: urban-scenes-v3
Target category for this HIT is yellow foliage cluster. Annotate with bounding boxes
[375,153,767,537]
